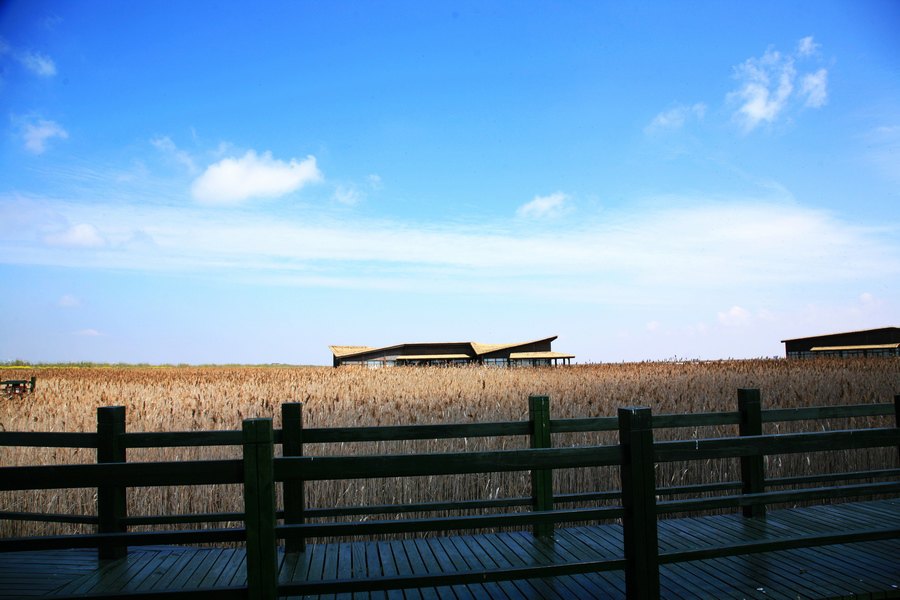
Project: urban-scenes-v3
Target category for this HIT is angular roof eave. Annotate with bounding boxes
[781,326,899,343]
[329,345,376,358]
[472,336,558,356]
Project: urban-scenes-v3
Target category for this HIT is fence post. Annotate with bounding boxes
[529,395,554,539]
[738,388,766,518]
[618,406,659,600]
[282,402,305,553]
[97,406,127,560]
[243,418,278,600]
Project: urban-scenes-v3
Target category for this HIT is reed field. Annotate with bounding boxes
[1,358,898,538]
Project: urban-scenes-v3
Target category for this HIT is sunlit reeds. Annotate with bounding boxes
[1,359,897,538]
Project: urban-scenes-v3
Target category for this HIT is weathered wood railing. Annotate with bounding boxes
[0,390,898,600]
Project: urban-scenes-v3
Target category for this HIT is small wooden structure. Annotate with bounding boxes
[0,376,35,395]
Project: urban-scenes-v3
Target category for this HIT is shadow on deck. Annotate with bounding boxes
[2,500,898,600]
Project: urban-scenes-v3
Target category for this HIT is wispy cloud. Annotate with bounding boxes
[73,328,101,337]
[367,174,384,190]
[728,37,828,132]
[151,136,198,174]
[21,119,68,154]
[800,68,828,108]
[19,50,56,77]
[645,103,706,134]
[43,223,105,248]
[333,184,363,205]
[58,294,81,308]
[3,195,897,304]
[717,305,751,326]
[0,38,57,77]
[191,151,322,204]
[516,192,569,219]
[730,49,796,130]
[797,36,819,57]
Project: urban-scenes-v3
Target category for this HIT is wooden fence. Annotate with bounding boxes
[0,389,898,599]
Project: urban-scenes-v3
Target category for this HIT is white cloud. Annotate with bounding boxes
[728,39,828,132]
[43,223,105,248]
[717,305,751,326]
[0,40,57,77]
[151,136,197,174]
[645,103,706,134]
[516,192,569,219]
[858,292,885,311]
[797,36,819,57]
[18,51,56,77]
[729,49,795,131]
[645,321,660,332]
[800,68,828,108]
[4,196,899,304]
[22,119,68,154]
[367,174,384,190]
[58,294,80,308]
[333,184,362,205]
[73,329,101,337]
[191,151,322,204]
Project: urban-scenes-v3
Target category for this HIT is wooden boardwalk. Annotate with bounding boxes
[2,499,898,599]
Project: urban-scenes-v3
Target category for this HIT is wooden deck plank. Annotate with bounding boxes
[445,533,512,600]
[334,541,355,600]
[165,546,222,590]
[1,500,898,599]
[431,536,479,600]
[195,547,237,588]
[216,548,247,587]
[660,506,900,599]
[465,532,546,600]
[677,516,842,600]
[498,530,603,599]
[365,541,388,600]
[472,532,565,599]
[279,550,309,600]
[396,538,440,600]
[557,526,634,598]
[500,532,584,599]
[372,540,404,600]
[657,517,774,599]
[307,543,332,600]
[558,525,695,600]
[695,509,898,597]
[350,540,371,600]
[0,549,99,597]
[411,537,462,600]
[52,549,151,596]
[113,548,176,593]
[318,541,342,600]
[702,514,878,598]
[547,529,630,599]
[136,547,191,591]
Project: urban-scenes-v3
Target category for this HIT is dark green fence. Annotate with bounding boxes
[0,390,898,600]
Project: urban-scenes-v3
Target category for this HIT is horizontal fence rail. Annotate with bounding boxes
[0,390,897,600]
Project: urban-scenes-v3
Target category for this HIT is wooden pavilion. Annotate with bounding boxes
[329,335,574,367]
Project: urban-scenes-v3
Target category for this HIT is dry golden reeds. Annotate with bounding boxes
[0,359,897,538]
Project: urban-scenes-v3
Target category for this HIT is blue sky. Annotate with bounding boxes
[1,1,898,364]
